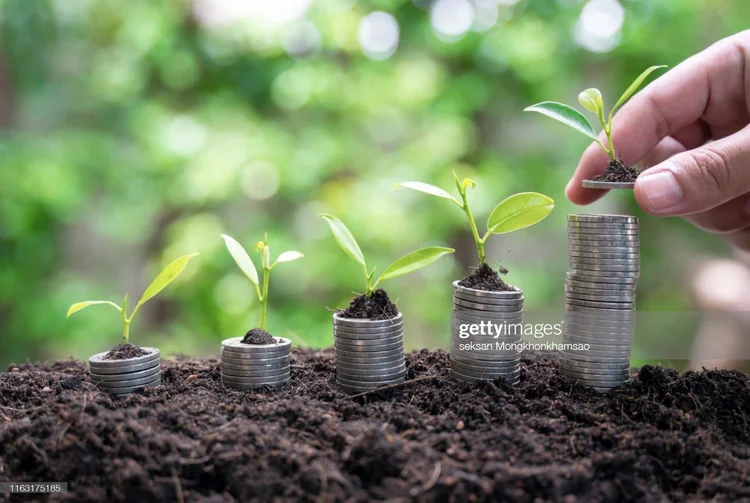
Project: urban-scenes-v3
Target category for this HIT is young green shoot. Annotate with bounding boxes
[221,233,303,331]
[319,214,454,296]
[524,65,667,160]
[395,175,554,265]
[66,253,199,344]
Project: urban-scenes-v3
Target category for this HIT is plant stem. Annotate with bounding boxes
[122,320,130,344]
[460,190,485,264]
[259,267,270,330]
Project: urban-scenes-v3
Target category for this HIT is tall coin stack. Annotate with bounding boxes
[562,214,638,391]
[450,281,524,385]
[333,313,406,393]
[89,348,161,395]
[220,337,291,390]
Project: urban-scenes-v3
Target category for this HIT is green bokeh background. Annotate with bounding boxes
[0,0,746,367]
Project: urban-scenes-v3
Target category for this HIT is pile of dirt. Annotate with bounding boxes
[102,344,149,360]
[458,263,515,292]
[338,289,399,320]
[592,158,641,182]
[241,328,276,345]
[1,350,748,501]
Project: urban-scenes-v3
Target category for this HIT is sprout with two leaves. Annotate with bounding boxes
[396,174,554,268]
[319,214,454,316]
[525,65,667,182]
[221,233,303,332]
[66,253,199,344]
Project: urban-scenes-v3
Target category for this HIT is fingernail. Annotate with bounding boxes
[565,178,574,195]
[638,170,683,212]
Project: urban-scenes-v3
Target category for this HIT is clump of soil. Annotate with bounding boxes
[1,351,748,501]
[241,328,277,345]
[591,158,641,182]
[338,289,399,320]
[458,262,516,292]
[102,344,148,360]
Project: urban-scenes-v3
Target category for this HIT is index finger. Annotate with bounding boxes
[566,33,746,205]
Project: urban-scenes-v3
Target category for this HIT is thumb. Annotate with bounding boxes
[634,126,750,216]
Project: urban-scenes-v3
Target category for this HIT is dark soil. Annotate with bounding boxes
[1,350,748,502]
[338,288,399,320]
[458,263,516,292]
[241,328,276,345]
[591,158,641,182]
[102,344,149,360]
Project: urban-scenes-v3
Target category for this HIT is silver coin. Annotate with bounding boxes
[90,365,161,382]
[336,375,405,389]
[561,346,632,358]
[450,368,520,385]
[334,340,403,353]
[452,310,524,323]
[564,283,637,296]
[567,271,638,284]
[568,252,640,263]
[221,368,291,379]
[565,291,636,303]
[98,374,161,390]
[564,313,636,327]
[568,226,639,236]
[337,368,406,382]
[569,255,640,265]
[452,281,523,299]
[568,264,640,275]
[335,360,406,373]
[220,364,290,376]
[220,359,290,371]
[453,291,525,307]
[451,362,520,380]
[568,245,640,255]
[106,378,162,395]
[560,341,633,356]
[221,372,291,385]
[563,325,634,340]
[451,345,521,360]
[221,354,290,367]
[565,279,637,292]
[568,214,638,224]
[334,352,405,365]
[557,351,631,364]
[334,346,404,360]
[560,368,630,381]
[223,379,289,390]
[332,325,404,338]
[333,335,404,349]
[88,358,160,375]
[559,358,631,371]
[566,298,636,310]
[451,357,520,373]
[453,298,524,313]
[568,271,639,282]
[221,337,292,353]
[89,347,160,368]
[450,354,521,369]
[333,312,403,329]
[581,180,635,190]
[564,305,637,319]
[452,314,524,327]
[333,331,403,344]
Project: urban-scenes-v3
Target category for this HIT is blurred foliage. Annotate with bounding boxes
[0,0,746,367]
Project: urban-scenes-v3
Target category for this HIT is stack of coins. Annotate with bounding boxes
[220,337,291,390]
[450,281,524,385]
[562,214,638,391]
[89,348,161,395]
[333,313,405,393]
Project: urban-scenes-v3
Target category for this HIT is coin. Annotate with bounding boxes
[560,346,632,358]
[88,358,160,375]
[452,281,523,299]
[560,367,630,381]
[449,354,521,369]
[97,374,162,389]
[567,271,638,284]
[221,366,291,378]
[332,332,404,346]
[581,180,635,190]
[565,279,637,292]
[221,372,291,385]
[90,365,161,382]
[568,227,639,236]
[566,298,636,310]
[334,340,403,353]
[565,283,637,296]
[568,245,640,255]
[451,362,521,380]
[336,375,405,389]
[562,326,634,340]
[334,353,405,365]
[559,358,631,371]
[89,348,160,368]
[221,337,292,353]
[335,360,406,373]
[453,292,525,308]
[333,313,403,329]
[565,291,636,303]
[106,378,162,395]
[337,368,406,382]
[452,309,524,323]
[450,344,521,359]
[332,325,404,338]
[450,368,520,385]
[334,346,404,360]
[222,380,288,390]
[568,214,638,224]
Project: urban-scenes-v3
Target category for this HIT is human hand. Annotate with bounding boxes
[567,30,750,250]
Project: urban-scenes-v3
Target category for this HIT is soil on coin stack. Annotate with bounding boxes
[2,351,748,501]
[102,344,148,360]
[241,328,277,345]
[339,288,399,320]
[458,263,515,292]
[591,158,640,182]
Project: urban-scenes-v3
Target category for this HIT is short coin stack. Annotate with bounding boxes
[220,337,291,390]
[562,214,638,391]
[333,313,406,393]
[89,348,161,395]
[450,281,524,385]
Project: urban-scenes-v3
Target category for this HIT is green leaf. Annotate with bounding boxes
[612,65,667,115]
[319,214,366,267]
[460,178,476,191]
[486,192,555,235]
[578,88,604,118]
[377,247,454,282]
[395,181,460,205]
[137,253,199,306]
[524,102,599,141]
[67,301,122,318]
[276,251,304,263]
[222,234,259,285]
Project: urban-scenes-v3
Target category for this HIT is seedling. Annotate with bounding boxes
[319,214,454,296]
[67,253,199,344]
[221,233,303,330]
[524,65,666,162]
[396,175,554,265]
